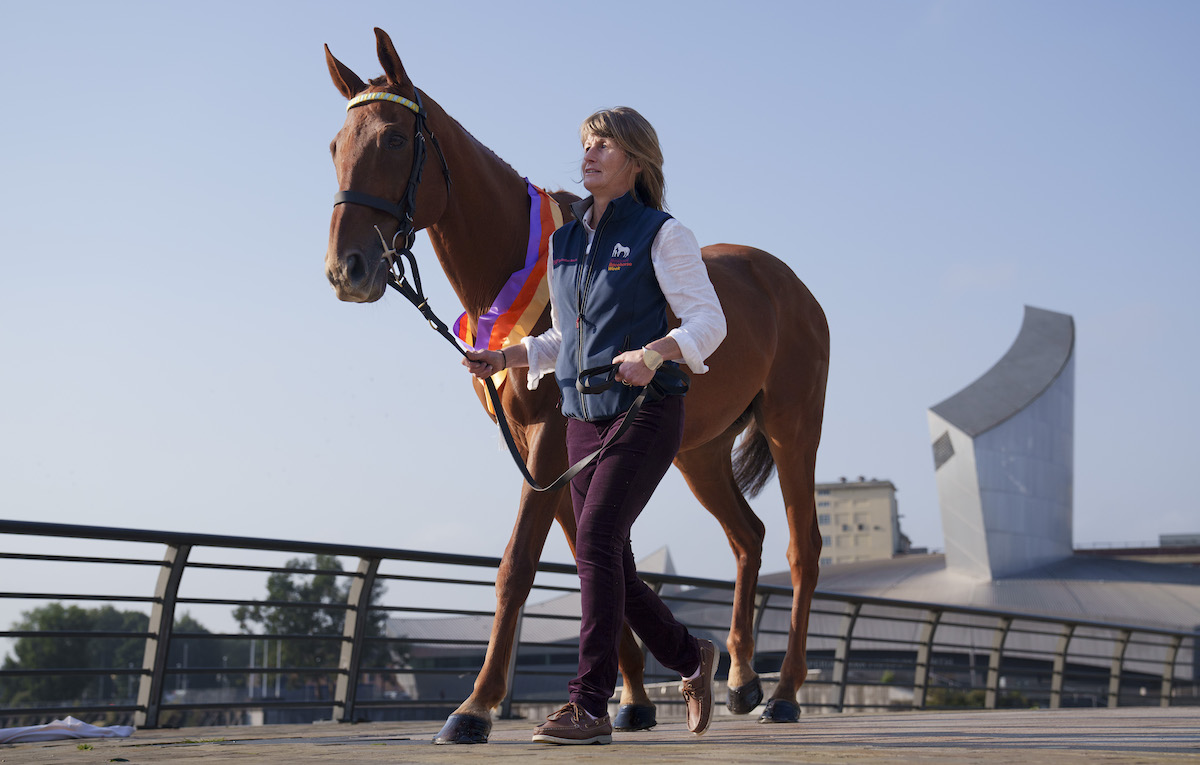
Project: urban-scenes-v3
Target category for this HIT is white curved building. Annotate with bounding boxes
[927,306,1075,580]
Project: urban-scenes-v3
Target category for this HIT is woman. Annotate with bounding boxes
[463,107,726,745]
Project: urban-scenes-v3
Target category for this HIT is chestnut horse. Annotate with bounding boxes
[324,29,829,743]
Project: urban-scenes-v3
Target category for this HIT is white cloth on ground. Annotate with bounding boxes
[0,716,135,743]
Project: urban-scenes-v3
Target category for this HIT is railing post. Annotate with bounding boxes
[1049,623,1075,709]
[134,543,191,729]
[912,609,942,709]
[335,557,380,722]
[1160,634,1182,708]
[831,602,861,713]
[1107,628,1132,708]
[499,604,526,719]
[751,590,770,649]
[984,617,1013,709]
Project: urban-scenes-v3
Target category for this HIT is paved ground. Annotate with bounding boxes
[2,707,1197,764]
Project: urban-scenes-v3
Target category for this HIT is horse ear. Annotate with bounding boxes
[374,27,412,89]
[325,44,367,99]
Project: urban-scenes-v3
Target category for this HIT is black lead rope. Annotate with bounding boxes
[334,86,686,492]
[384,255,686,493]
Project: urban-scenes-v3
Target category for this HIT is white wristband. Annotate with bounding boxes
[642,347,664,371]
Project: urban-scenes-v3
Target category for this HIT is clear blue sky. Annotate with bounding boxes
[1,1,1197,640]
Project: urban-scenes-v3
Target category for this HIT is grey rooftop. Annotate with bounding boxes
[930,305,1075,437]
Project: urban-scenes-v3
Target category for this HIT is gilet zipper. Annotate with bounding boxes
[574,206,613,421]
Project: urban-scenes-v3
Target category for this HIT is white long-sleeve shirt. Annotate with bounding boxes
[522,212,726,390]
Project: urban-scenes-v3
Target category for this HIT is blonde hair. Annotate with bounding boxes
[579,107,666,211]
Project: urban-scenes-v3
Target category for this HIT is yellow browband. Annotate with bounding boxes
[346,91,421,114]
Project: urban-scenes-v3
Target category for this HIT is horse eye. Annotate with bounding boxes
[387,132,408,150]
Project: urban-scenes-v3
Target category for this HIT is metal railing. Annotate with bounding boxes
[0,519,1195,727]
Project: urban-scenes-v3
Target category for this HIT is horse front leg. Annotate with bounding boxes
[543,505,655,730]
[542,485,661,722]
[674,441,768,715]
[614,623,654,710]
[434,422,569,744]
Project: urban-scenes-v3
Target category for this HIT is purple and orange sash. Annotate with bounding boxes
[453,180,564,413]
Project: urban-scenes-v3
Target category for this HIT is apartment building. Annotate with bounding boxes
[815,477,910,566]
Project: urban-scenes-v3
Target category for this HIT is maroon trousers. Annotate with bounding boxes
[565,394,702,717]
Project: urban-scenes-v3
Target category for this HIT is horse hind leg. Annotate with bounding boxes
[675,432,768,715]
[755,392,824,724]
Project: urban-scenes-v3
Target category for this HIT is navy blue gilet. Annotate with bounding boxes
[551,192,682,421]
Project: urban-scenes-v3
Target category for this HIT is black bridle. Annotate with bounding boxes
[332,89,684,492]
[333,88,450,305]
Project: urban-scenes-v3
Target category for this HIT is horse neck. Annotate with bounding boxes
[422,104,531,322]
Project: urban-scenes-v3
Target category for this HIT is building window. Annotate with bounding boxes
[818,514,831,525]
[842,524,851,532]
[818,501,831,508]
[933,431,955,470]
[817,489,831,496]
[822,536,832,547]
[819,558,832,566]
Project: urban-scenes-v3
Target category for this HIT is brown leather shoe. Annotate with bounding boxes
[532,702,612,745]
[681,638,717,735]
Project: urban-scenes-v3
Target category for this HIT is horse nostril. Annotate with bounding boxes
[346,251,366,285]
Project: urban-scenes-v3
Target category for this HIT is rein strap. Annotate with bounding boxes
[382,237,683,493]
[333,86,674,492]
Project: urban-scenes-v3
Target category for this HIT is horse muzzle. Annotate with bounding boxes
[326,247,388,303]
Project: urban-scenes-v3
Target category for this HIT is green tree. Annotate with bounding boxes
[232,555,390,685]
[1,603,141,706]
[166,611,241,693]
[1,604,218,707]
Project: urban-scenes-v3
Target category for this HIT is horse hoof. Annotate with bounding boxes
[726,676,764,714]
[613,704,657,731]
[757,698,801,723]
[432,713,492,744]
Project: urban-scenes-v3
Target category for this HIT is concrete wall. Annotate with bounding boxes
[974,354,1074,577]
[927,307,1075,580]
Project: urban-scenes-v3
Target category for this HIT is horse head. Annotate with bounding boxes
[324,28,450,303]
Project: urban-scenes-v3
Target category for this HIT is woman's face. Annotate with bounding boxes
[582,134,641,200]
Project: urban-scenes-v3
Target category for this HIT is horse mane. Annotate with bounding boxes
[547,189,580,223]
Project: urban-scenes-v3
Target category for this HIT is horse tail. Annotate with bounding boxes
[732,396,776,498]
